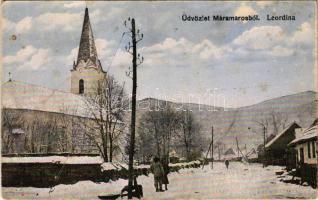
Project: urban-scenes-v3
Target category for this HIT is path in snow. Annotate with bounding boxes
[2,162,317,199]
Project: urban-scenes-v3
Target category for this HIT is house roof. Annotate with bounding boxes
[265,122,300,149]
[289,125,317,146]
[2,80,89,118]
[223,148,236,155]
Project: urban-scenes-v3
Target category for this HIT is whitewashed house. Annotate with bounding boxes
[289,120,317,187]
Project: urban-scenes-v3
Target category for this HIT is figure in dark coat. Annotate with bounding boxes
[150,157,164,192]
[225,160,229,169]
[161,159,170,191]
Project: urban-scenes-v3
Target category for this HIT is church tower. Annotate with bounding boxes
[71,8,106,95]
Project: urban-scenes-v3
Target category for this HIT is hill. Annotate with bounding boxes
[134,91,317,153]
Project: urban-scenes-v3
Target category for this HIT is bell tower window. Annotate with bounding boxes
[79,79,84,94]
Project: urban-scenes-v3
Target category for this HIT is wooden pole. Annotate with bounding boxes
[128,18,137,199]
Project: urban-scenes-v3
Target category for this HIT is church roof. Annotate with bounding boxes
[76,8,102,70]
[2,80,89,118]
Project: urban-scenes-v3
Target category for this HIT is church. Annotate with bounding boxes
[1,8,116,155]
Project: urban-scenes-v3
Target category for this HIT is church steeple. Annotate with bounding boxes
[70,7,106,95]
[76,8,101,69]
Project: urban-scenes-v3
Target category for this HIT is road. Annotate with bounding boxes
[2,162,317,199]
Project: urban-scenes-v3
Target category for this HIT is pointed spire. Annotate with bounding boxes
[76,8,99,68]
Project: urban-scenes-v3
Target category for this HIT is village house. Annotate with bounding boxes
[264,122,301,168]
[288,119,317,188]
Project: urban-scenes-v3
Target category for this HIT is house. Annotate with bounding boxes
[264,122,300,167]
[288,120,317,188]
[222,148,239,161]
[245,148,258,163]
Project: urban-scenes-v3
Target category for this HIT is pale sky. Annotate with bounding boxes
[2,1,316,107]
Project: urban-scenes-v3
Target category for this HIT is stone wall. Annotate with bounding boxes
[2,161,201,188]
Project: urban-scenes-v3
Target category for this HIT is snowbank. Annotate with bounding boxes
[2,156,104,164]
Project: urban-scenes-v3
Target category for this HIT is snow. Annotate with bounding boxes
[2,81,88,118]
[100,161,200,171]
[2,156,104,164]
[2,162,317,199]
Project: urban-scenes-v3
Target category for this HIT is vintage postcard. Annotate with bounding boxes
[1,1,317,199]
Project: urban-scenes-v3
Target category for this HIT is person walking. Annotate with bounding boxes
[225,160,229,169]
[150,157,164,192]
[161,158,170,191]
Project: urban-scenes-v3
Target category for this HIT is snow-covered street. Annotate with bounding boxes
[2,162,317,199]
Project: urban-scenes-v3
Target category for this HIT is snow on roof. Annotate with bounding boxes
[2,81,90,118]
[289,125,318,145]
[223,148,236,155]
[265,122,300,149]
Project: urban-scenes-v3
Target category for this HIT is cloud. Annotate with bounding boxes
[4,45,37,64]
[234,4,257,16]
[233,26,284,50]
[19,49,52,70]
[66,47,79,64]
[192,40,232,59]
[256,1,273,8]
[3,18,15,31]
[4,45,52,71]
[291,22,314,45]
[35,12,82,32]
[16,17,33,33]
[3,17,33,34]
[95,38,117,59]
[63,1,86,8]
[267,46,294,57]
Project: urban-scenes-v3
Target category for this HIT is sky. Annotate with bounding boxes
[2,1,316,107]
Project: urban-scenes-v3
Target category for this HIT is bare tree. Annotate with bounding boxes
[255,110,289,137]
[137,105,180,162]
[84,75,127,162]
[2,108,24,153]
[178,109,203,161]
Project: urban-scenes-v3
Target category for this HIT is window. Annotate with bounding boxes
[312,141,316,158]
[299,148,304,163]
[307,142,311,158]
[296,149,299,164]
[79,79,84,94]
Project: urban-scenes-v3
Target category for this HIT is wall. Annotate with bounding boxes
[295,140,317,165]
[2,109,100,154]
[1,161,201,187]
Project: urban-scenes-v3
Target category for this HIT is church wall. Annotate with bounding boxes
[1,108,99,154]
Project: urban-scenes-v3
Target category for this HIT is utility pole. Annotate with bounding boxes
[235,137,240,156]
[263,126,266,168]
[124,18,144,199]
[211,126,213,169]
[217,143,221,161]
